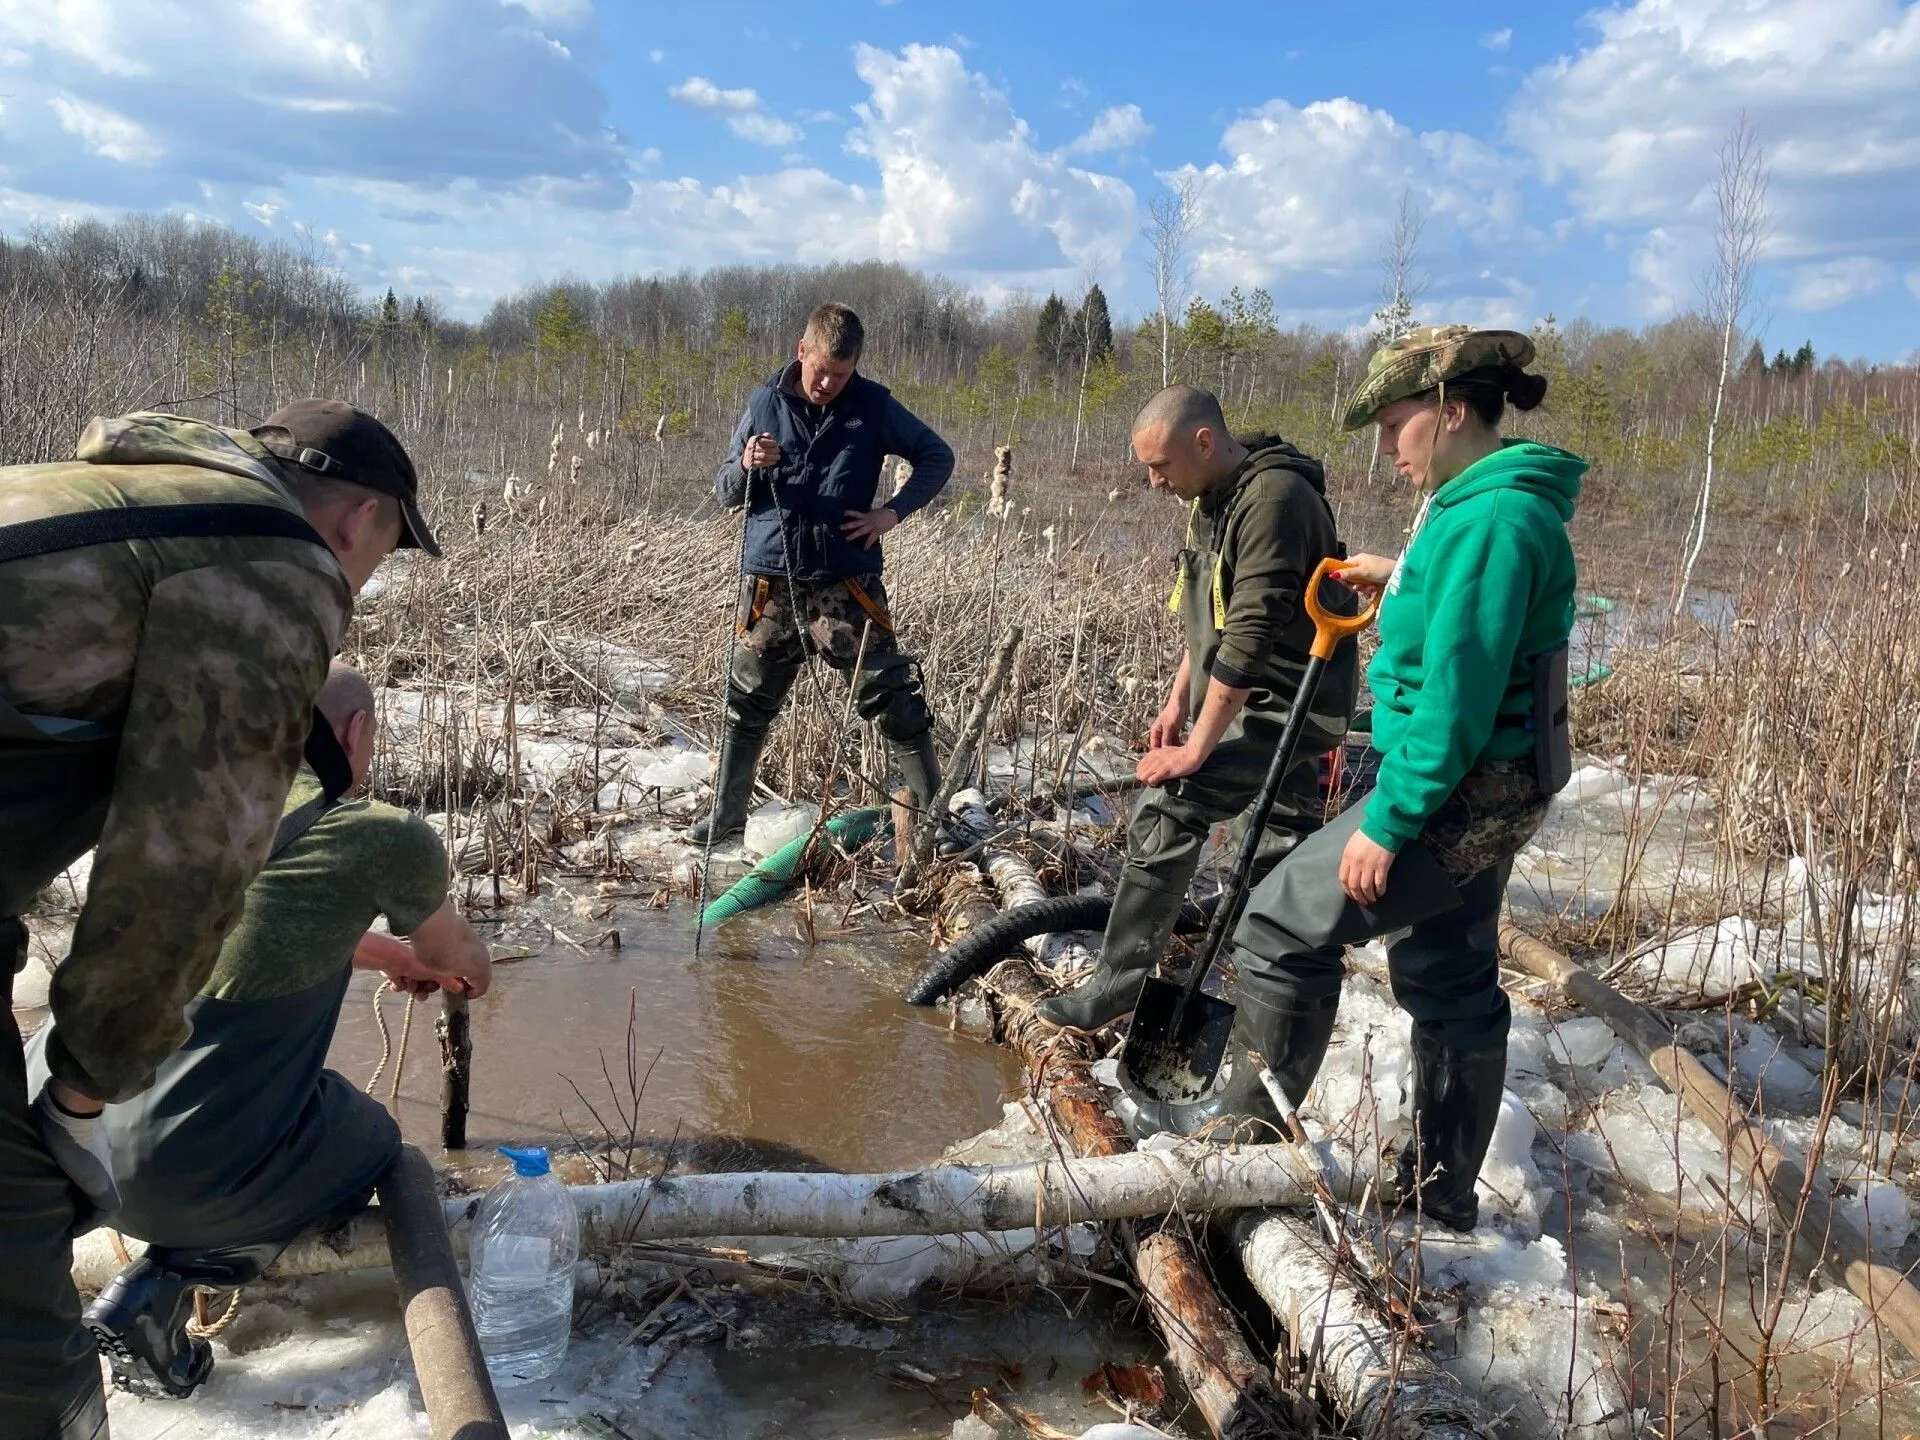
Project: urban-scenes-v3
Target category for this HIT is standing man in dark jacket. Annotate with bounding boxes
[1038,388,1358,1091]
[689,303,956,845]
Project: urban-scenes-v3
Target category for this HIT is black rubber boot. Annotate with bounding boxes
[1392,1031,1508,1233]
[1035,879,1174,1029]
[685,722,768,847]
[42,1375,108,1440]
[86,1239,286,1399]
[1123,986,1339,1142]
[892,729,974,856]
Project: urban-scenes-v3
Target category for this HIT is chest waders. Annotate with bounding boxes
[0,500,343,1436]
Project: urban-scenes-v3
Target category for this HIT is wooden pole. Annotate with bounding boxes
[379,1144,507,1440]
[1499,920,1920,1364]
[985,958,1304,1440]
[438,993,472,1151]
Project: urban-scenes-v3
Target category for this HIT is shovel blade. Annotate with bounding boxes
[1118,975,1236,1105]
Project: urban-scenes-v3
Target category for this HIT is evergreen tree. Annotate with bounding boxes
[1740,340,1765,376]
[1034,293,1070,371]
[1791,340,1816,375]
[1075,284,1113,363]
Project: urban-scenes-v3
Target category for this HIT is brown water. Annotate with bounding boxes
[324,894,1023,1180]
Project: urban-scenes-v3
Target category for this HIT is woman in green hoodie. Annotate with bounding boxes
[1125,326,1585,1235]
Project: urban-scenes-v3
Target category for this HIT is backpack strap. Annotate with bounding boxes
[0,502,326,565]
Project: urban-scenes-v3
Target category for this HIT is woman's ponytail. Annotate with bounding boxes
[1504,368,1549,413]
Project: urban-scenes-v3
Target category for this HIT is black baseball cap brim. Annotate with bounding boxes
[253,399,441,556]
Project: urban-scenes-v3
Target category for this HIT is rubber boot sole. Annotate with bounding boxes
[86,1318,212,1400]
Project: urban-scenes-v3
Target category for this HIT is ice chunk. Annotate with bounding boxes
[1837,1174,1911,1255]
[1595,1044,1659,1090]
[743,803,821,859]
[1630,917,1774,995]
[1730,1028,1823,1113]
[1590,1085,1748,1215]
[637,747,710,792]
[1544,1016,1618,1072]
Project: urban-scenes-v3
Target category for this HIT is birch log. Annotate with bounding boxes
[985,851,1101,975]
[1499,920,1920,1365]
[986,957,1303,1440]
[74,1145,1318,1286]
[1229,1211,1486,1440]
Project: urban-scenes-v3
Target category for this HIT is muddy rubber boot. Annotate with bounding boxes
[685,722,767,847]
[42,1375,108,1440]
[86,1239,285,1399]
[1391,1031,1508,1233]
[1034,880,1171,1029]
[1123,986,1339,1143]
[892,730,969,855]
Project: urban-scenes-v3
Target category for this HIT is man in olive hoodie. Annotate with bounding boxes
[1125,328,1584,1234]
[1038,385,1356,1030]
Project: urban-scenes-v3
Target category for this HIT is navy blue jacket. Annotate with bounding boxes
[715,362,954,579]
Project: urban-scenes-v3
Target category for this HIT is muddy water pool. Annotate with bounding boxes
[325,896,1023,1180]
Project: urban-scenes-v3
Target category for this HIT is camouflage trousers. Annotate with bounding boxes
[1232,763,1545,1053]
[728,573,932,744]
[1418,758,1550,879]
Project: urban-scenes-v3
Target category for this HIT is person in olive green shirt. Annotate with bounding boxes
[29,664,492,1399]
[1124,328,1583,1237]
[1038,385,1356,1030]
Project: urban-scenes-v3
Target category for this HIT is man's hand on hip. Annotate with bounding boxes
[841,507,899,548]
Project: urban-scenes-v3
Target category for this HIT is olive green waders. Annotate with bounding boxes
[0,698,121,1437]
[1039,536,1355,1029]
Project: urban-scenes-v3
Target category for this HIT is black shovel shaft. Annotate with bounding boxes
[1169,652,1331,1026]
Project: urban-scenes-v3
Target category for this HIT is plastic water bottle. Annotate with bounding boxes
[468,1146,578,1385]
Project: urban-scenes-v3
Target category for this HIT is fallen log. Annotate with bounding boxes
[72,1144,1320,1285]
[984,851,1101,976]
[1500,921,1920,1365]
[986,956,1303,1440]
[1229,1210,1485,1440]
[380,1144,507,1440]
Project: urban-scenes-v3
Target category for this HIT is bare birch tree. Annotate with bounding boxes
[1675,113,1770,620]
[1369,189,1428,347]
[1143,175,1201,389]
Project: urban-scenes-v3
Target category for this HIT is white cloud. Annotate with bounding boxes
[1514,0,1920,287]
[241,199,281,226]
[648,47,663,64]
[798,108,840,125]
[49,95,162,163]
[848,43,1134,280]
[1785,255,1890,310]
[1482,28,1513,52]
[669,75,805,148]
[668,76,760,114]
[1171,97,1521,315]
[728,111,802,148]
[1064,103,1151,156]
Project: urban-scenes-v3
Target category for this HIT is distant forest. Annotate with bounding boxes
[2,214,1913,527]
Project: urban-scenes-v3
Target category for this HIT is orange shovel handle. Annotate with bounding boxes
[1302,556,1381,661]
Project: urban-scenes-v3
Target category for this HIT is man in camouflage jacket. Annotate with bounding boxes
[0,401,432,1437]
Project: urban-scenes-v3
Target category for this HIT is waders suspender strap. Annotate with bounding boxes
[0,502,328,563]
[270,715,356,858]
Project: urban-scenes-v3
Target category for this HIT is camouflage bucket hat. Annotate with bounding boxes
[1340,325,1537,431]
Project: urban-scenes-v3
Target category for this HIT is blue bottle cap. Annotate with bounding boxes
[498,1145,551,1178]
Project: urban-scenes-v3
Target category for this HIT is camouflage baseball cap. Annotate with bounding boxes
[1340,325,1537,431]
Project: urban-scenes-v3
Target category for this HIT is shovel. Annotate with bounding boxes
[1118,556,1379,1106]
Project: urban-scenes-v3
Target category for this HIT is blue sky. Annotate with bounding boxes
[3,0,1917,359]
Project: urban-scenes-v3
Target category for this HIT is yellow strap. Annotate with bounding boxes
[1211,558,1227,631]
[1167,500,1201,614]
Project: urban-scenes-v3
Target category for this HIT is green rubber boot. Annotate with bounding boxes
[1391,1031,1508,1233]
[686,722,768,847]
